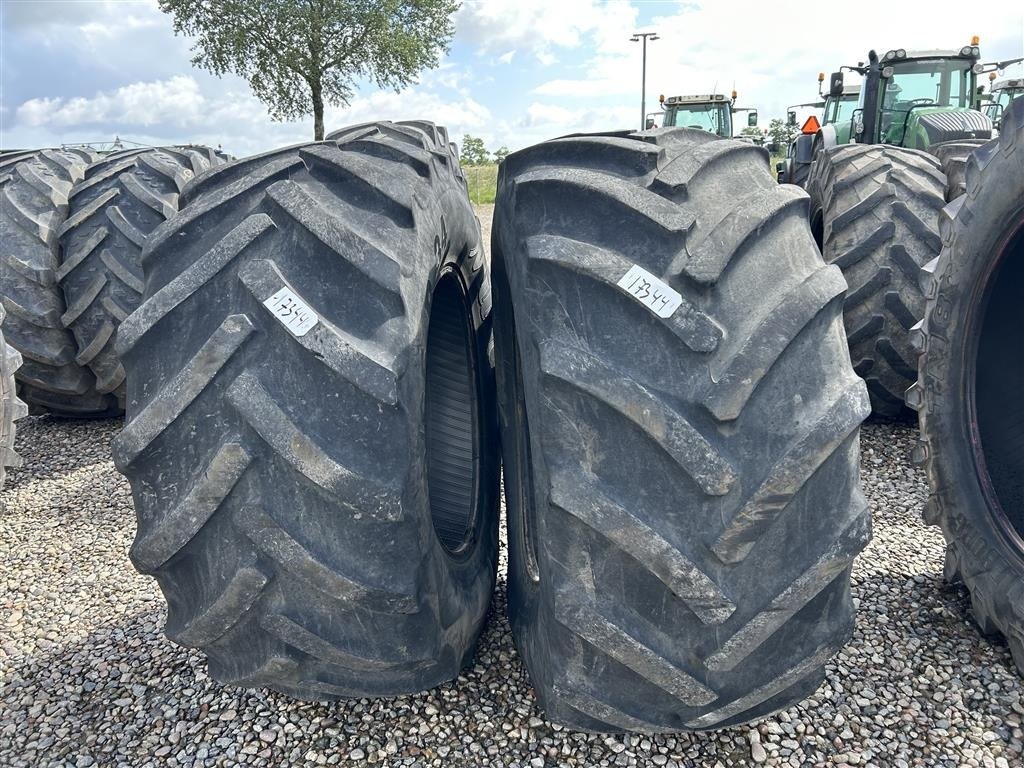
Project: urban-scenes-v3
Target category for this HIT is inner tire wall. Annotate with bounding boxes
[910,99,1024,672]
[112,122,499,698]
[494,128,871,732]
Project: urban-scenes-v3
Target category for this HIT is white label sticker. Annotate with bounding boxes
[263,287,319,337]
[616,265,682,319]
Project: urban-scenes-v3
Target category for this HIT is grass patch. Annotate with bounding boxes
[465,164,498,204]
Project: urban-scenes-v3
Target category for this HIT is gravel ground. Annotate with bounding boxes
[3,419,1023,768]
[1,204,1022,766]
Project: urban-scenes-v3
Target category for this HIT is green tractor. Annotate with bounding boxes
[656,91,758,138]
[805,40,997,418]
[778,77,860,186]
[984,75,1024,127]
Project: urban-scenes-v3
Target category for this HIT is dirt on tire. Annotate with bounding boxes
[493,128,871,732]
[113,121,500,699]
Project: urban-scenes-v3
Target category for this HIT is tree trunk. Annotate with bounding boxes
[311,79,325,141]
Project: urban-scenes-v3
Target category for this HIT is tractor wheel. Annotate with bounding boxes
[112,121,500,698]
[908,99,1024,672]
[1,306,27,491]
[806,145,945,419]
[0,148,121,417]
[788,159,811,188]
[929,140,989,201]
[58,146,225,410]
[493,129,871,732]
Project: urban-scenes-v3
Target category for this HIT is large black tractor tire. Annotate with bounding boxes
[908,99,1024,672]
[112,121,500,698]
[57,146,225,409]
[1,306,27,491]
[788,158,811,188]
[0,148,121,416]
[929,139,989,201]
[493,128,871,732]
[806,145,946,419]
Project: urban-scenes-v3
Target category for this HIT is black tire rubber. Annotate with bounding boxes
[1,306,27,492]
[788,158,811,189]
[57,146,225,409]
[908,99,1024,673]
[493,128,871,732]
[806,144,946,419]
[112,121,500,698]
[0,147,121,416]
[929,139,990,201]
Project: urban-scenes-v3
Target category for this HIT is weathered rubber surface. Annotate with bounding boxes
[112,121,500,698]
[493,128,871,732]
[1,306,28,491]
[806,145,945,419]
[929,139,989,201]
[789,158,811,189]
[908,98,1024,673]
[0,147,121,416]
[57,146,225,409]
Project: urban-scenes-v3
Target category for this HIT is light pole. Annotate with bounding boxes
[631,31,659,130]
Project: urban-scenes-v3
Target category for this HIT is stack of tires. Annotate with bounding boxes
[0,145,225,418]
[111,121,872,731]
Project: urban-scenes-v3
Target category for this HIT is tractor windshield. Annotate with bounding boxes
[663,103,732,136]
[825,94,858,126]
[878,57,974,144]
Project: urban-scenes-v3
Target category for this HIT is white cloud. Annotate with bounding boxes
[15,76,205,129]
[457,0,637,62]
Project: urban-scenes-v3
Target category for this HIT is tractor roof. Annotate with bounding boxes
[883,45,980,62]
[991,77,1024,91]
[663,94,730,105]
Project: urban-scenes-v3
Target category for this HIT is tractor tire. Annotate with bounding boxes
[929,140,989,201]
[57,146,225,409]
[806,145,945,419]
[0,147,120,416]
[493,128,871,732]
[788,158,811,189]
[112,121,500,698]
[908,99,1024,673]
[1,306,27,492]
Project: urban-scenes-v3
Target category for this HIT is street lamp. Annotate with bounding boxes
[631,31,659,130]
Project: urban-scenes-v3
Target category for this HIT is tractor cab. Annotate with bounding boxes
[986,77,1024,127]
[822,82,861,145]
[834,40,993,150]
[658,92,756,138]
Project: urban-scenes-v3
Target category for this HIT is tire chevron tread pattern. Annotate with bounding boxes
[114,121,499,698]
[494,127,870,732]
[806,144,945,418]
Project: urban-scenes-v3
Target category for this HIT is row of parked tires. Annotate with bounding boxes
[0,101,1021,732]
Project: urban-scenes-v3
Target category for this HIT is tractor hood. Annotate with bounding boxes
[912,108,994,146]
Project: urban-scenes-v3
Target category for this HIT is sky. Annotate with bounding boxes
[2,0,1023,158]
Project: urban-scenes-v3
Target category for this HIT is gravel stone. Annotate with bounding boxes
[1,213,1022,766]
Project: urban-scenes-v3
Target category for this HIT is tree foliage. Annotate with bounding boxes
[493,146,510,163]
[159,0,459,139]
[459,135,489,166]
[767,118,800,150]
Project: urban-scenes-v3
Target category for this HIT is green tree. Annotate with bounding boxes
[159,0,458,140]
[767,118,799,151]
[493,146,510,163]
[460,135,489,166]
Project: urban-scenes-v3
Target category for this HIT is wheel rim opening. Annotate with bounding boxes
[425,271,481,556]
[973,218,1024,544]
